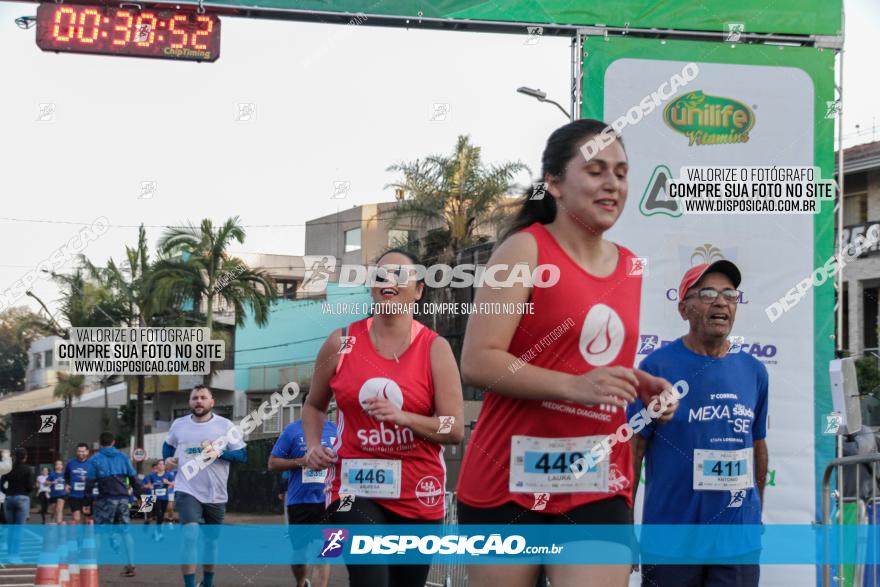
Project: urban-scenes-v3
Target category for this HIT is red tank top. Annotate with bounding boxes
[328,317,446,520]
[456,223,641,513]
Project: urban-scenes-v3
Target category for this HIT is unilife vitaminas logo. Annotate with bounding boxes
[663,91,755,146]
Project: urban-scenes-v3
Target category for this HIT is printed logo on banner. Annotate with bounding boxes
[663,90,755,146]
[639,164,682,218]
[687,243,730,267]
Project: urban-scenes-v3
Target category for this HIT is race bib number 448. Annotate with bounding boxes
[510,435,609,493]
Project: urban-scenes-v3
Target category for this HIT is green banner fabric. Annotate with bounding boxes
[188,0,841,37]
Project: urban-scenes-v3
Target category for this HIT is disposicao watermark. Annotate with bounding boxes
[579,62,700,161]
[570,380,688,477]
[180,382,301,480]
[0,216,110,311]
[765,224,880,323]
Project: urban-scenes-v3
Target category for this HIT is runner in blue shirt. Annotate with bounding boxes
[269,406,337,587]
[629,260,769,587]
[143,459,175,540]
[62,443,95,524]
[47,460,66,523]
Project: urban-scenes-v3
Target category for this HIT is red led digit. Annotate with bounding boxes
[191,15,213,49]
[77,9,101,44]
[133,12,158,47]
[168,14,188,48]
[52,6,77,42]
[112,10,133,46]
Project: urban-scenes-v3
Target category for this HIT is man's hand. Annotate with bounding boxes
[635,370,679,424]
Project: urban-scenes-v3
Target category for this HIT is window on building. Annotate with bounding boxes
[44,350,53,368]
[33,353,42,369]
[275,278,297,300]
[388,229,418,249]
[262,408,282,434]
[345,228,362,253]
[844,192,869,225]
[841,283,849,352]
[864,286,879,352]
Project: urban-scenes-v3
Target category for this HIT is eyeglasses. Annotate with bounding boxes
[684,287,741,304]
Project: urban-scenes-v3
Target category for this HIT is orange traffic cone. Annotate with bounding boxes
[78,520,99,587]
[67,522,81,587]
[58,522,70,587]
[34,522,60,587]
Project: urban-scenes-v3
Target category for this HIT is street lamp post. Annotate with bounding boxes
[516,86,572,121]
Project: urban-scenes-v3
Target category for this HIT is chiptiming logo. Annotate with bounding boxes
[664,90,755,146]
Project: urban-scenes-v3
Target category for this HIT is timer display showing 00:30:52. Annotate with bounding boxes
[35,3,221,62]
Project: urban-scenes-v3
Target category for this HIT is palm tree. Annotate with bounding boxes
[152,217,277,334]
[53,372,85,452]
[386,135,528,261]
[83,225,158,467]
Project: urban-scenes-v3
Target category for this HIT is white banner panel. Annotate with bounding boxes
[597,56,818,586]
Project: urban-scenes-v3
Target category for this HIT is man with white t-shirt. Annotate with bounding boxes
[164,385,247,587]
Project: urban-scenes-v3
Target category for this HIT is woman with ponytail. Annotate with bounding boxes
[456,120,677,586]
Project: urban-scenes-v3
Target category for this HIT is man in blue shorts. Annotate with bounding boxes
[164,385,246,587]
[62,443,95,524]
[629,260,769,587]
[269,401,337,587]
[144,460,175,540]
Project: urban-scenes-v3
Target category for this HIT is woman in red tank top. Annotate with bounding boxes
[303,248,464,587]
[455,120,677,587]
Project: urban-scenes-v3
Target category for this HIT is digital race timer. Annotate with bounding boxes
[35,3,220,62]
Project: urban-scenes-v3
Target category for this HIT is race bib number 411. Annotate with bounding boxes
[510,435,609,493]
[693,448,754,491]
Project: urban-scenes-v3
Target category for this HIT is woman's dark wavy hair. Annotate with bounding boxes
[375,247,425,287]
[499,119,625,243]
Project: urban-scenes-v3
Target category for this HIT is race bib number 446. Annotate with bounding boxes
[510,435,609,493]
[340,459,401,499]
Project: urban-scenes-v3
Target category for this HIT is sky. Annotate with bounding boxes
[0,0,877,318]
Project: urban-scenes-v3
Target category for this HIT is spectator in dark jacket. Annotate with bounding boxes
[90,432,140,577]
[1,448,35,563]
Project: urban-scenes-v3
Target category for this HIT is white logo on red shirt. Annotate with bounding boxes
[358,378,404,410]
[579,304,625,366]
[415,475,442,507]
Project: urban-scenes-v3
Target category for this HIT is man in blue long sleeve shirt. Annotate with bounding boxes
[90,431,141,577]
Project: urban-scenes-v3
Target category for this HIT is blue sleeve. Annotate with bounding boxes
[270,424,295,458]
[126,457,137,478]
[162,442,176,459]
[90,456,102,479]
[219,447,247,463]
[753,365,769,441]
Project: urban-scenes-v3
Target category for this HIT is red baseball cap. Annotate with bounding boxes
[678,260,742,300]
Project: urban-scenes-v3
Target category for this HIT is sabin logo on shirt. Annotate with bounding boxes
[356,378,413,447]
